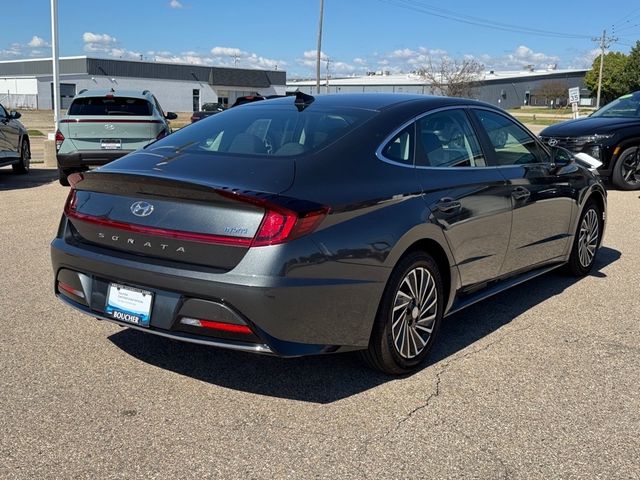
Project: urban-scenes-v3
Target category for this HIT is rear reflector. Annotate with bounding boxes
[58,281,85,299]
[180,317,253,334]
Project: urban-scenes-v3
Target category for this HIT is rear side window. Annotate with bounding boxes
[68,97,153,116]
[151,104,376,157]
[473,109,545,166]
[381,126,414,165]
[416,109,484,167]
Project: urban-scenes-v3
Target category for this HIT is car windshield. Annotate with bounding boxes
[591,92,640,118]
[150,102,377,157]
[68,97,153,116]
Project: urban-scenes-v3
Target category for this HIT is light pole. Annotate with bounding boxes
[50,0,61,130]
[316,0,324,94]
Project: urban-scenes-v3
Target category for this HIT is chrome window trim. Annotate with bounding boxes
[375,105,495,170]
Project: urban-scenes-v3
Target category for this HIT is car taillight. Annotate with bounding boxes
[190,115,198,122]
[252,207,328,246]
[55,130,64,151]
[65,187,329,248]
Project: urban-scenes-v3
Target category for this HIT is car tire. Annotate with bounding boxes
[566,201,602,276]
[361,251,444,375]
[611,146,640,190]
[58,168,72,186]
[12,138,30,174]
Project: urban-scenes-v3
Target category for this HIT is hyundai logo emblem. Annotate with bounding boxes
[547,138,558,147]
[130,201,154,217]
[105,124,115,131]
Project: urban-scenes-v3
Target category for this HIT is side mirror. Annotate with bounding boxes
[9,111,21,120]
[550,146,579,174]
[165,112,178,120]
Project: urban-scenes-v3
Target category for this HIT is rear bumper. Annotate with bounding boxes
[50,235,387,357]
[57,150,133,169]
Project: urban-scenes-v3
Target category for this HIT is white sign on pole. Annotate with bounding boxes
[568,86,580,105]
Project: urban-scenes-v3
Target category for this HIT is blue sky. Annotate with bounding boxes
[1,0,638,78]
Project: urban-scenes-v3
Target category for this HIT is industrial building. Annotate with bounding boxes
[288,68,591,109]
[0,56,286,112]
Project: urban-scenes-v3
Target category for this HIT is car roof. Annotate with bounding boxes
[74,89,153,100]
[254,92,495,112]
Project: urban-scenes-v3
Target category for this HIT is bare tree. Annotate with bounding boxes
[418,57,484,98]
[532,81,569,107]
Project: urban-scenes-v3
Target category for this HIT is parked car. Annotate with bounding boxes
[230,94,267,108]
[190,102,225,123]
[540,91,640,190]
[51,93,606,374]
[55,89,177,186]
[0,103,30,174]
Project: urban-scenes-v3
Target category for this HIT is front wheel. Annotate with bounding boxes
[611,147,640,190]
[361,251,444,375]
[12,139,30,174]
[566,201,602,276]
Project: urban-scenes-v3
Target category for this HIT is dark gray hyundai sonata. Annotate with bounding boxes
[51,93,607,374]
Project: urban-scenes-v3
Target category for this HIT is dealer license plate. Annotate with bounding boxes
[105,283,153,327]
[100,139,122,150]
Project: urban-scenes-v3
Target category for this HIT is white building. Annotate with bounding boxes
[288,68,591,109]
[0,56,287,112]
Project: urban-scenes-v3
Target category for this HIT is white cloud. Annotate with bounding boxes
[27,36,48,48]
[169,0,184,8]
[211,46,246,57]
[82,32,117,45]
[0,36,50,60]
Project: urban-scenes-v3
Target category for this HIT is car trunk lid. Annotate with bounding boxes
[63,153,308,271]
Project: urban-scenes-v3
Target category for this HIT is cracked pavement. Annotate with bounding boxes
[1,168,639,479]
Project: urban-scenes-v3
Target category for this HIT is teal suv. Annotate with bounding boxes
[55,89,177,185]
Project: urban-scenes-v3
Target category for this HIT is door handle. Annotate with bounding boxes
[436,197,462,213]
[511,186,531,201]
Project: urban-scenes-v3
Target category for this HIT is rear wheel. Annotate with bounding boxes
[566,201,602,276]
[361,251,443,375]
[12,139,30,174]
[611,147,640,190]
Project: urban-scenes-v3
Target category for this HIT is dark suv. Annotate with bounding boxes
[540,91,640,190]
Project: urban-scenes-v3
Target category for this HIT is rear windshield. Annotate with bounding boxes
[68,97,153,116]
[592,92,640,118]
[149,102,377,157]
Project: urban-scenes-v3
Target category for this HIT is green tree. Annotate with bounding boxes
[585,51,628,104]
[623,41,640,92]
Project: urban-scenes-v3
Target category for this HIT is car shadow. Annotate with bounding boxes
[108,247,620,404]
[0,167,59,191]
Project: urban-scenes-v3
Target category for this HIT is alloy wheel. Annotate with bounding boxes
[621,149,640,186]
[578,209,599,268]
[391,266,437,359]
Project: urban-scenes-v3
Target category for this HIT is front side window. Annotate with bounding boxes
[474,109,545,166]
[415,109,484,167]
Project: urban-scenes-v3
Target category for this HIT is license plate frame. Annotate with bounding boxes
[100,138,122,150]
[105,283,153,327]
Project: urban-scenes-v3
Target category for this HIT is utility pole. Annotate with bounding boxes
[50,0,61,130]
[325,57,331,94]
[591,29,617,109]
[316,0,324,94]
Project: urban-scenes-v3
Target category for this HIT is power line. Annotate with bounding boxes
[376,0,593,39]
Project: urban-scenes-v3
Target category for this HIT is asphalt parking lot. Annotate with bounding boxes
[1,167,639,479]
